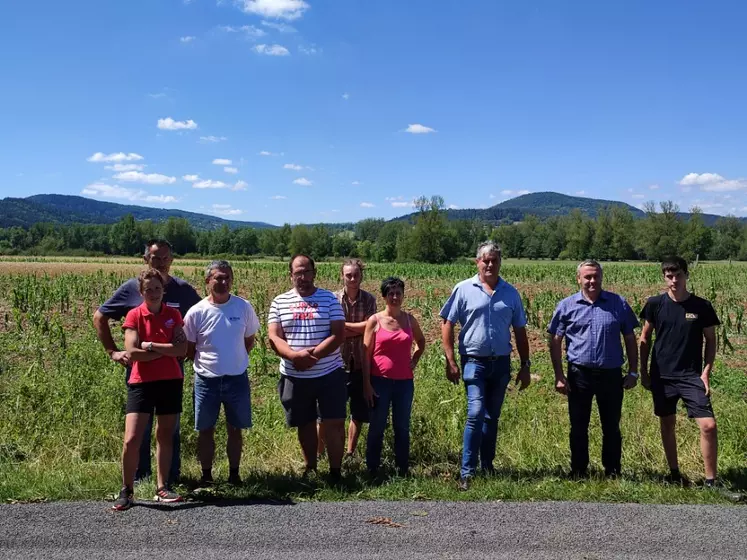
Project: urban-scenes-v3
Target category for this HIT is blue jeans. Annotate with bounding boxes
[194,372,252,431]
[460,355,511,479]
[366,376,414,473]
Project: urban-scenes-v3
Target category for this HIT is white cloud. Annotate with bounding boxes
[360,202,375,208]
[199,135,227,143]
[385,196,405,201]
[148,92,167,99]
[649,184,660,190]
[298,44,319,55]
[261,20,297,32]
[253,44,291,56]
[105,163,145,172]
[259,150,280,156]
[448,204,459,210]
[391,201,413,208]
[87,152,144,163]
[219,25,266,37]
[211,203,243,216]
[157,117,198,130]
[180,36,196,43]
[342,93,350,101]
[113,171,177,185]
[500,189,514,195]
[193,179,229,189]
[293,177,312,186]
[183,174,200,182]
[489,194,496,199]
[405,123,436,134]
[81,183,177,204]
[284,163,303,171]
[270,195,287,199]
[232,180,249,191]
[679,172,747,192]
[351,181,361,185]
[681,186,693,193]
[213,158,232,165]
[239,0,309,20]
[517,189,531,195]
[632,194,646,200]
[224,167,239,174]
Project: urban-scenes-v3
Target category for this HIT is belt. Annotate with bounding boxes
[464,355,508,362]
[569,363,621,373]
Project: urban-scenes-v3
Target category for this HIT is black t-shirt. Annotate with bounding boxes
[98,276,201,321]
[639,293,720,379]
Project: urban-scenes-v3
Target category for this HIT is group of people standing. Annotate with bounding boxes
[94,239,727,510]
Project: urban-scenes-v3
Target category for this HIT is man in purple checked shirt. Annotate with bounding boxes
[548,259,639,478]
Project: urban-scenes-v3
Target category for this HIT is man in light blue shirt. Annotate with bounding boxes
[440,241,531,490]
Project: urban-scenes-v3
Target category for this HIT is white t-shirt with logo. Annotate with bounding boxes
[183,295,260,378]
[268,288,345,378]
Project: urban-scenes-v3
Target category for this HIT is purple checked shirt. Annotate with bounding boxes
[547,290,639,369]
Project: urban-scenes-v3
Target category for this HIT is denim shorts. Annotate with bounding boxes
[194,371,252,431]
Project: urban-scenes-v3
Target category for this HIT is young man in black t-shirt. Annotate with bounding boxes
[639,256,719,487]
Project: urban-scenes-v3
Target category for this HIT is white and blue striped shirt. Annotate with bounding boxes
[268,288,345,378]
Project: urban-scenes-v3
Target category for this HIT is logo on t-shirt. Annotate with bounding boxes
[291,301,319,320]
[165,318,175,328]
[685,313,698,321]
[229,316,241,321]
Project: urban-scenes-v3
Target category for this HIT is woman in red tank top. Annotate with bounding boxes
[362,277,426,476]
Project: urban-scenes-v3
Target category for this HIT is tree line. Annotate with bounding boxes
[1,196,746,262]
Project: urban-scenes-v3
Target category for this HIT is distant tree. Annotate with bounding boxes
[709,216,742,260]
[408,195,449,263]
[679,207,712,262]
[109,215,141,255]
[161,217,197,255]
[562,209,593,260]
[232,228,259,255]
[332,233,356,257]
[355,219,385,243]
[609,206,636,260]
[590,207,613,260]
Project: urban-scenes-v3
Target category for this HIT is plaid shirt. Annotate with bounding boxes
[335,288,377,372]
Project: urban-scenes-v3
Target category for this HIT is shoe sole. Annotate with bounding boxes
[111,501,133,511]
[154,495,183,503]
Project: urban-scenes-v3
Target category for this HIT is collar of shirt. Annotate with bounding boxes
[574,290,609,305]
[139,302,166,317]
[470,274,503,294]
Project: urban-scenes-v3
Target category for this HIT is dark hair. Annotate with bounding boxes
[289,254,315,273]
[380,276,405,297]
[661,256,688,276]
[341,258,364,276]
[144,238,173,257]
[137,268,164,291]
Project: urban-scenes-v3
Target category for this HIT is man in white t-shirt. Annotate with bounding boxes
[268,254,347,481]
[184,260,259,485]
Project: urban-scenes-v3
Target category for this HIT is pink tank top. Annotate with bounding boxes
[371,314,414,380]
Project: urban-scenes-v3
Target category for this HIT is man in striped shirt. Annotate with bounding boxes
[268,254,347,481]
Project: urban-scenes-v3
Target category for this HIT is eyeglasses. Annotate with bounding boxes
[292,269,315,279]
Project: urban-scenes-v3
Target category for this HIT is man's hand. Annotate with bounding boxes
[555,375,570,395]
[445,359,460,384]
[640,368,651,390]
[701,372,711,396]
[623,373,638,390]
[292,349,318,371]
[515,365,530,391]
[363,382,377,408]
[110,350,130,367]
[140,341,150,351]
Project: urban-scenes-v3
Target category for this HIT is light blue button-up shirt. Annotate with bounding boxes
[440,275,527,357]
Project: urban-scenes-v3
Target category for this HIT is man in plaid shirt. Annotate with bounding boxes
[319,258,377,459]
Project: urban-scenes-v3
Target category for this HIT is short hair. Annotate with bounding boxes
[576,259,603,276]
[205,259,233,281]
[144,238,173,258]
[137,268,164,291]
[380,276,405,297]
[661,256,688,276]
[476,241,502,259]
[289,254,315,273]
[341,258,365,276]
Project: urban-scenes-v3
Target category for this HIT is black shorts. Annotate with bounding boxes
[346,369,370,423]
[278,368,347,427]
[651,376,714,419]
[126,378,184,416]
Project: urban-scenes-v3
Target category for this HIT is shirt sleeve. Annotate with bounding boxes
[639,297,656,323]
[365,293,377,318]
[439,286,462,324]
[122,308,139,331]
[511,290,528,328]
[328,294,345,322]
[701,300,721,328]
[245,302,260,337]
[98,279,139,320]
[619,297,639,335]
[267,297,279,324]
[183,308,198,343]
[547,302,566,337]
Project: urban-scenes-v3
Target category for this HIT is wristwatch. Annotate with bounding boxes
[521,359,531,368]
[628,371,639,378]
[147,342,154,352]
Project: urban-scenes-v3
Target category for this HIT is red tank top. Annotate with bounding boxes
[371,314,414,380]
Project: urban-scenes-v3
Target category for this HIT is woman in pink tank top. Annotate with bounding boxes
[362,277,426,476]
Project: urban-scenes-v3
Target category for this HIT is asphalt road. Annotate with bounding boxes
[1,499,745,560]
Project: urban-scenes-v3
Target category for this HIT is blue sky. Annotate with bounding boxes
[2,0,746,225]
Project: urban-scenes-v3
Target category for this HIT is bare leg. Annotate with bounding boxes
[198,427,216,472]
[122,413,151,488]
[226,423,243,469]
[155,414,177,489]
[696,417,718,480]
[298,422,318,470]
[322,419,345,469]
[659,415,679,470]
[347,419,362,455]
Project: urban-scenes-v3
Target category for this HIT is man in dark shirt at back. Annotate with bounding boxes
[640,256,720,488]
[93,239,201,483]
